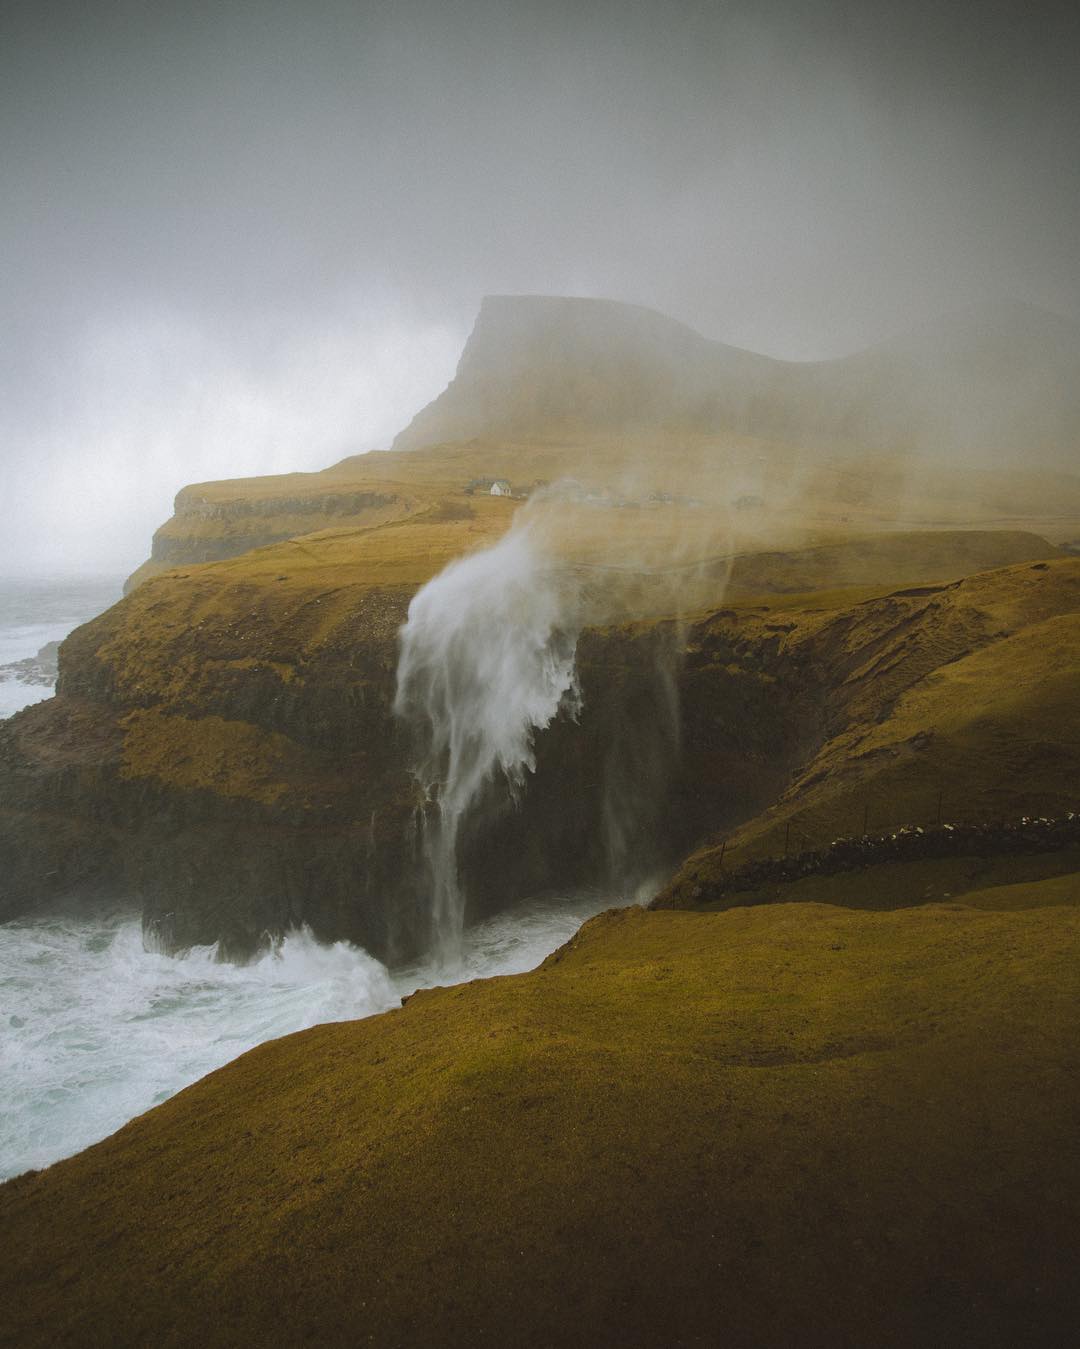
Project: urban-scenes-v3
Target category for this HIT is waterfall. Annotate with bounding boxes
[394,525,581,962]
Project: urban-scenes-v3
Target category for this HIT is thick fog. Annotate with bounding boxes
[2,0,1078,574]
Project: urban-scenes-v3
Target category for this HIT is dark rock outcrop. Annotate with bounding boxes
[652,813,1080,911]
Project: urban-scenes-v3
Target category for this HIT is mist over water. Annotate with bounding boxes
[395,522,583,961]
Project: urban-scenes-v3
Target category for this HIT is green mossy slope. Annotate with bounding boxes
[3,893,1079,1348]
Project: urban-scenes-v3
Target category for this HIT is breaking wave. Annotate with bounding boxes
[0,889,619,1181]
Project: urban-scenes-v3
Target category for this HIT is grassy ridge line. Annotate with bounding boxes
[2,895,1080,1347]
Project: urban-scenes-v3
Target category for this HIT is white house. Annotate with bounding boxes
[490,479,512,497]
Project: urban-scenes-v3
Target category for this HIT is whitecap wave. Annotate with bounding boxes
[0,914,396,1180]
[0,890,625,1180]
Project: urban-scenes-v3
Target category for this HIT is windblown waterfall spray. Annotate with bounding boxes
[394,525,582,961]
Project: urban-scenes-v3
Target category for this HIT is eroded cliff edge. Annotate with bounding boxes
[1,517,1071,960]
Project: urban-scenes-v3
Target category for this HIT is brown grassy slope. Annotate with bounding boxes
[81,496,519,712]
[80,523,1059,808]
[126,419,1080,591]
[3,894,1080,1349]
[720,528,1062,598]
[662,556,1080,906]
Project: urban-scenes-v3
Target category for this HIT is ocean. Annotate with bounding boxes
[0,574,124,718]
[0,575,618,1181]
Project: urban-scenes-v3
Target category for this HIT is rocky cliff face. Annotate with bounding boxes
[0,565,815,961]
[1,514,1068,961]
[124,472,417,592]
[149,484,405,565]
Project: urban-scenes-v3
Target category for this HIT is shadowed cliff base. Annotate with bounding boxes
[2,894,1079,1348]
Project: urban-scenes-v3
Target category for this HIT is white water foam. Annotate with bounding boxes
[0,890,620,1181]
[0,914,395,1180]
[394,526,582,961]
[0,674,51,719]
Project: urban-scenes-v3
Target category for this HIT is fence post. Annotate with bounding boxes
[784,821,790,857]
[936,788,943,826]
[862,801,869,836]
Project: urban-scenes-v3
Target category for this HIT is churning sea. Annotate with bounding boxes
[0,575,617,1181]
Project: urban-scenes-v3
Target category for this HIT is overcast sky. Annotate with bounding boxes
[2,0,1078,573]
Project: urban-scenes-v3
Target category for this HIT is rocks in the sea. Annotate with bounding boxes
[0,639,59,687]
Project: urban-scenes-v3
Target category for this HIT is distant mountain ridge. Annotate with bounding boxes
[393,294,1080,464]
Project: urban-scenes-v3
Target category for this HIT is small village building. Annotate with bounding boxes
[490,479,512,497]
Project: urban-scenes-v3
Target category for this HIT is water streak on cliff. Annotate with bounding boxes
[394,524,582,962]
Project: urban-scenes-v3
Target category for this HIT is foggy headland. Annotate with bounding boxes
[2,3,1080,1348]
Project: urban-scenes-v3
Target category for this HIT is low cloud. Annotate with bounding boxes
[0,304,463,574]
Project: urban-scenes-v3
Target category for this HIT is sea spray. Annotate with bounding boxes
[394,525,582,962]
[0,915,397,1181]
[0,891,619,1180]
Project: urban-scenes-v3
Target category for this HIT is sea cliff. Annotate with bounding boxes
[4,294,1079,958]
[1,525,1071,958]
